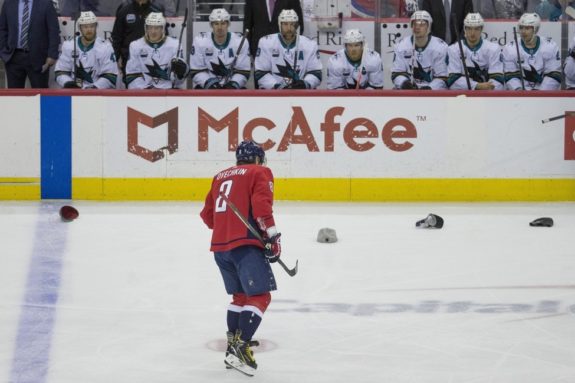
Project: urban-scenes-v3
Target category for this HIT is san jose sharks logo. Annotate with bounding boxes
[467,60,489,83]
[145,59,171,84]
[412,60,432,83]
[522,64,543,84]
[210,57,232,78]
[75,61,95,84]
[276,59,300,81]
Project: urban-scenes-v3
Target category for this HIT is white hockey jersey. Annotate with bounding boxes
[327,48,384,90]
[502,36,562,90]
[125,36,186,89]
[392,35,448,90]
[447,39,504,90]
[189,32,250,89]
[564,36,575,90]
[255,33,323,89]
[55,37,118,89]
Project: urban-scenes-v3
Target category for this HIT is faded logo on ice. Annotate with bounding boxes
[270,299,575,317]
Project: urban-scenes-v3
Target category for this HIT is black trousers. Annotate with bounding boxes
[5,50,50,88]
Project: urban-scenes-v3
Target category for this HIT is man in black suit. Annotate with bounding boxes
[0,0,60,88]
[243,0,304,58]
[421,0,473,45]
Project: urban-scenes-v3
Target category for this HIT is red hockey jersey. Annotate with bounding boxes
[200,164,276,252]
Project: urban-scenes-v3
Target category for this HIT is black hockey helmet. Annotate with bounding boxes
[236,140,266,164]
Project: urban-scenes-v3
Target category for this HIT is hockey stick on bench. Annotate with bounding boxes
[219,192,298,277]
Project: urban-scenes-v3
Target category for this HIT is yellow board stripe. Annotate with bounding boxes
[70,178,575,202]
[0,178,40,200]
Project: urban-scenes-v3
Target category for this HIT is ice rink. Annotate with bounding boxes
[1,201,575,383]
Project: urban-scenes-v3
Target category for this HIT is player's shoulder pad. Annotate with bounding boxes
[61,39,74,51]
[368,49,380,57]
[543,36,558,48]
[431,36,448,47]
[397,36,411,49]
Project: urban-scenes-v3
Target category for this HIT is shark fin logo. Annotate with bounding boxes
[127,107,178,162]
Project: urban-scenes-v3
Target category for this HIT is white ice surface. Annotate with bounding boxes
[1,201,575,383]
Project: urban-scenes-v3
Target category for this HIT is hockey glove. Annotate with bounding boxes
[418,85,432,90]
[286,79,308,89]
[400,80,416,90]
[263,233,282,263]
[205,78,222,89]
[63,81,81,89]
[170,58,188,79]
[570,50,575,59]
[222,81,240,89]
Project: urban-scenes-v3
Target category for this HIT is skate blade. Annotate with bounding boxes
[224,355,256,377]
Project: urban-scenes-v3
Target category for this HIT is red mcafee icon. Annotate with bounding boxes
[127,107,178,162]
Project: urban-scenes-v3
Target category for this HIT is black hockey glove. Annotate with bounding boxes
[286,79,308,89]
[263,233,282,263]
[222,81,240,89]
[205,78,222,89]
[170,58,188,79]
[63,81,81,89]
[570,50,575,59]
[418,85,432,90]
[400,80,416,90]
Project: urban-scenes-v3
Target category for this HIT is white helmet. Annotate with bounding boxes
[343,29,365,44]
[278,9,299,30]
[518,13,540,33]
[410,10,432,33]
[145,12,166,27]
[464,13,484,28]
[77,11,97,25]
[209,8,230,23]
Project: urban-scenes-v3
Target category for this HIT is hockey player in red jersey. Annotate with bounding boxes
[200,140,281,377]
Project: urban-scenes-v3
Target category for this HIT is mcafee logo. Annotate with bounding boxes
[565,112,575,160]
[127,107,178,162]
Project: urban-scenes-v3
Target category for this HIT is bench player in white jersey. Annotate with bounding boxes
[255,9,322,89]
[55,11,118,89]
[327,29,384,90]
[565,36,575,90]
[392,10,448,90]
[124,12,188,89]
[502,13,561,90]
[447,13,504,90]
[189,8,251,89]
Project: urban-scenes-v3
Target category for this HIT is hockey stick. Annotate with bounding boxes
[452,13,471,90]
[172,7,188,88]
[355,42,368,89]
[72,6,80,86]
[290,31,300,85]
[176,7,188,58]
[218,192,298,277]
[410,33,416,86]
[223,28,249,86]
[542,114,565,124]
[512,27,526,90]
